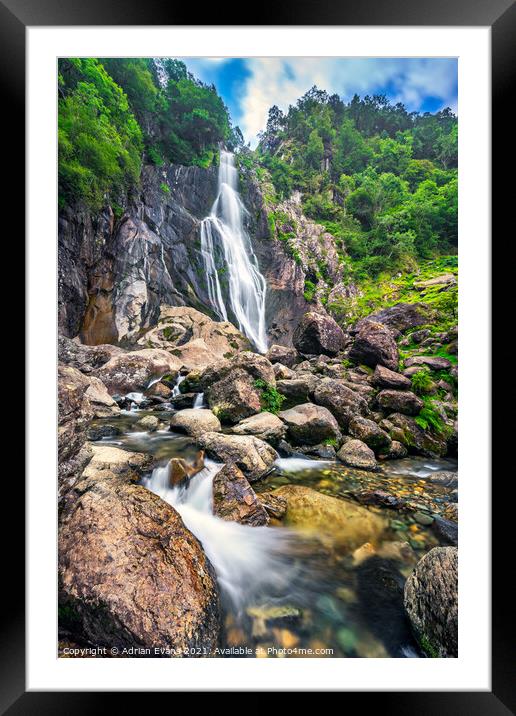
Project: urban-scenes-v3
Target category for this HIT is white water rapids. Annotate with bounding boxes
[143,461,298,612]
[200,150,268,353]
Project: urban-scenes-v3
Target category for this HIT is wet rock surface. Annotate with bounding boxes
[212,463,269,526]
[404,546,458,657]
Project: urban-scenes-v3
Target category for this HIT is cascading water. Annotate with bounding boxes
[143,462,296,611]
[200,150,268,353]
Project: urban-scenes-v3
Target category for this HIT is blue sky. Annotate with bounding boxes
[181,58,458,147]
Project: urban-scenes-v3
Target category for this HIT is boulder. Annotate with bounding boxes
[377,389,424,416]
[379,440,408,459]
[278,403,341,446]
[372,364,411,390]
[95,349,182,395]
[197,432,277,482]
[201,352,275,424]
[276,376,318,407]
[273,363,296,380]
[354,303,435,334]
[170,393,196,410]
[58,335,124,374]
[312,377,369,429]
[135,414,159,432]
[266,344,298,367]
[59,476,220,655]
[137,305,251,370]
[58,365,95,495]
[293,312,347,357]
[428,471,458,489]
[256,492,288,520]
[404,546,458,657]
[432,516,458,546]
[348,416,392,452]
[414,274,456,290]
[230,412,286,444]
[337,439,377,471]
[169,409,221,438]
[273,485,386,549]
[404,355,452,371]
[349,321,399,371]
[386,413,448,457]
[167,453,205,487]
[82,444,154,483]
[212,463,269,526]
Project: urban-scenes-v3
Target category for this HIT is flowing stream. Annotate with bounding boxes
[200,150,268,353]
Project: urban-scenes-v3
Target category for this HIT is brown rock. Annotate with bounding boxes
[230,412,286,444]
[404,546,458,657]
[197,432,277,482]
[95,349,182,394]
[337,439,377,471]
[169,409,221,437]
[256,492,288,520]
[59,476,220,655]
[349,320,399,371]
[377,389,424,416]
[266,344,298,367]
[312,377,369,429]
[293,312,347,357]
[372,364,411,390]
[212,463,269,526]
[279,403,341,446]
[167,452,206,487]
[348,415,392,452]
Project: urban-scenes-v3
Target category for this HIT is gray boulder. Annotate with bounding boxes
[279,403,341,446]
[293,312,347,357]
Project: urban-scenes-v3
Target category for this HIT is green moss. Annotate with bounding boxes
[419,634,439,658]
[411,369,434,395]
[254,379,285,415]
[160,182,170,194]
[323,437,339,448]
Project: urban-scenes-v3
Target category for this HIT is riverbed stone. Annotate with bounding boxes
[348,416,392,452]
[404,546,458,657]
[273,485,386,549]
[197,432,277,482]
[279,403,341,446]
[201,352,275,424]
[169,409,221,438]
[337,439,377,471]
[95,349,182,394]
[59,475,220,655]
[212,463,269,526]
[230,411,286,444]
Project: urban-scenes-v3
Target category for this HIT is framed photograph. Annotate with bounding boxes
[5,0,513,708]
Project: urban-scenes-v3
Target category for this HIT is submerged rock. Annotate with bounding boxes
[337,439,377,471]
[169,408,221,437]
[212,463,269,526]
[59,476,220,655]
[279,403,341,446]
[197,432,277,482]
[167,452,205,487]
[136,415,159,432]
[273,485,386,549]
[404,546,458,657]
[293,311,347,357]
[349,320,399,371]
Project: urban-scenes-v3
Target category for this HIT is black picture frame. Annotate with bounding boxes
[5,0,514,710]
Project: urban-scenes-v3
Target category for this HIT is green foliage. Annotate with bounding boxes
[255,88,457,278]
[411,369,434,395]
[254,379,285,415]
[160,182,170,194]
[58,57,234,210]
[323,437,339,448]
[303,279,316,302]
[415,397,446,434]
[58,58,143,209]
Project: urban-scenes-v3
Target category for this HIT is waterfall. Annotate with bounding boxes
[143,462,296,611]
[200,150,268,354]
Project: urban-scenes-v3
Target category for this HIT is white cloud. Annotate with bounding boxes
[239,58,457,147]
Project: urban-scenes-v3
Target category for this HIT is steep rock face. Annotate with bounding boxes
[58,164,219,344]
